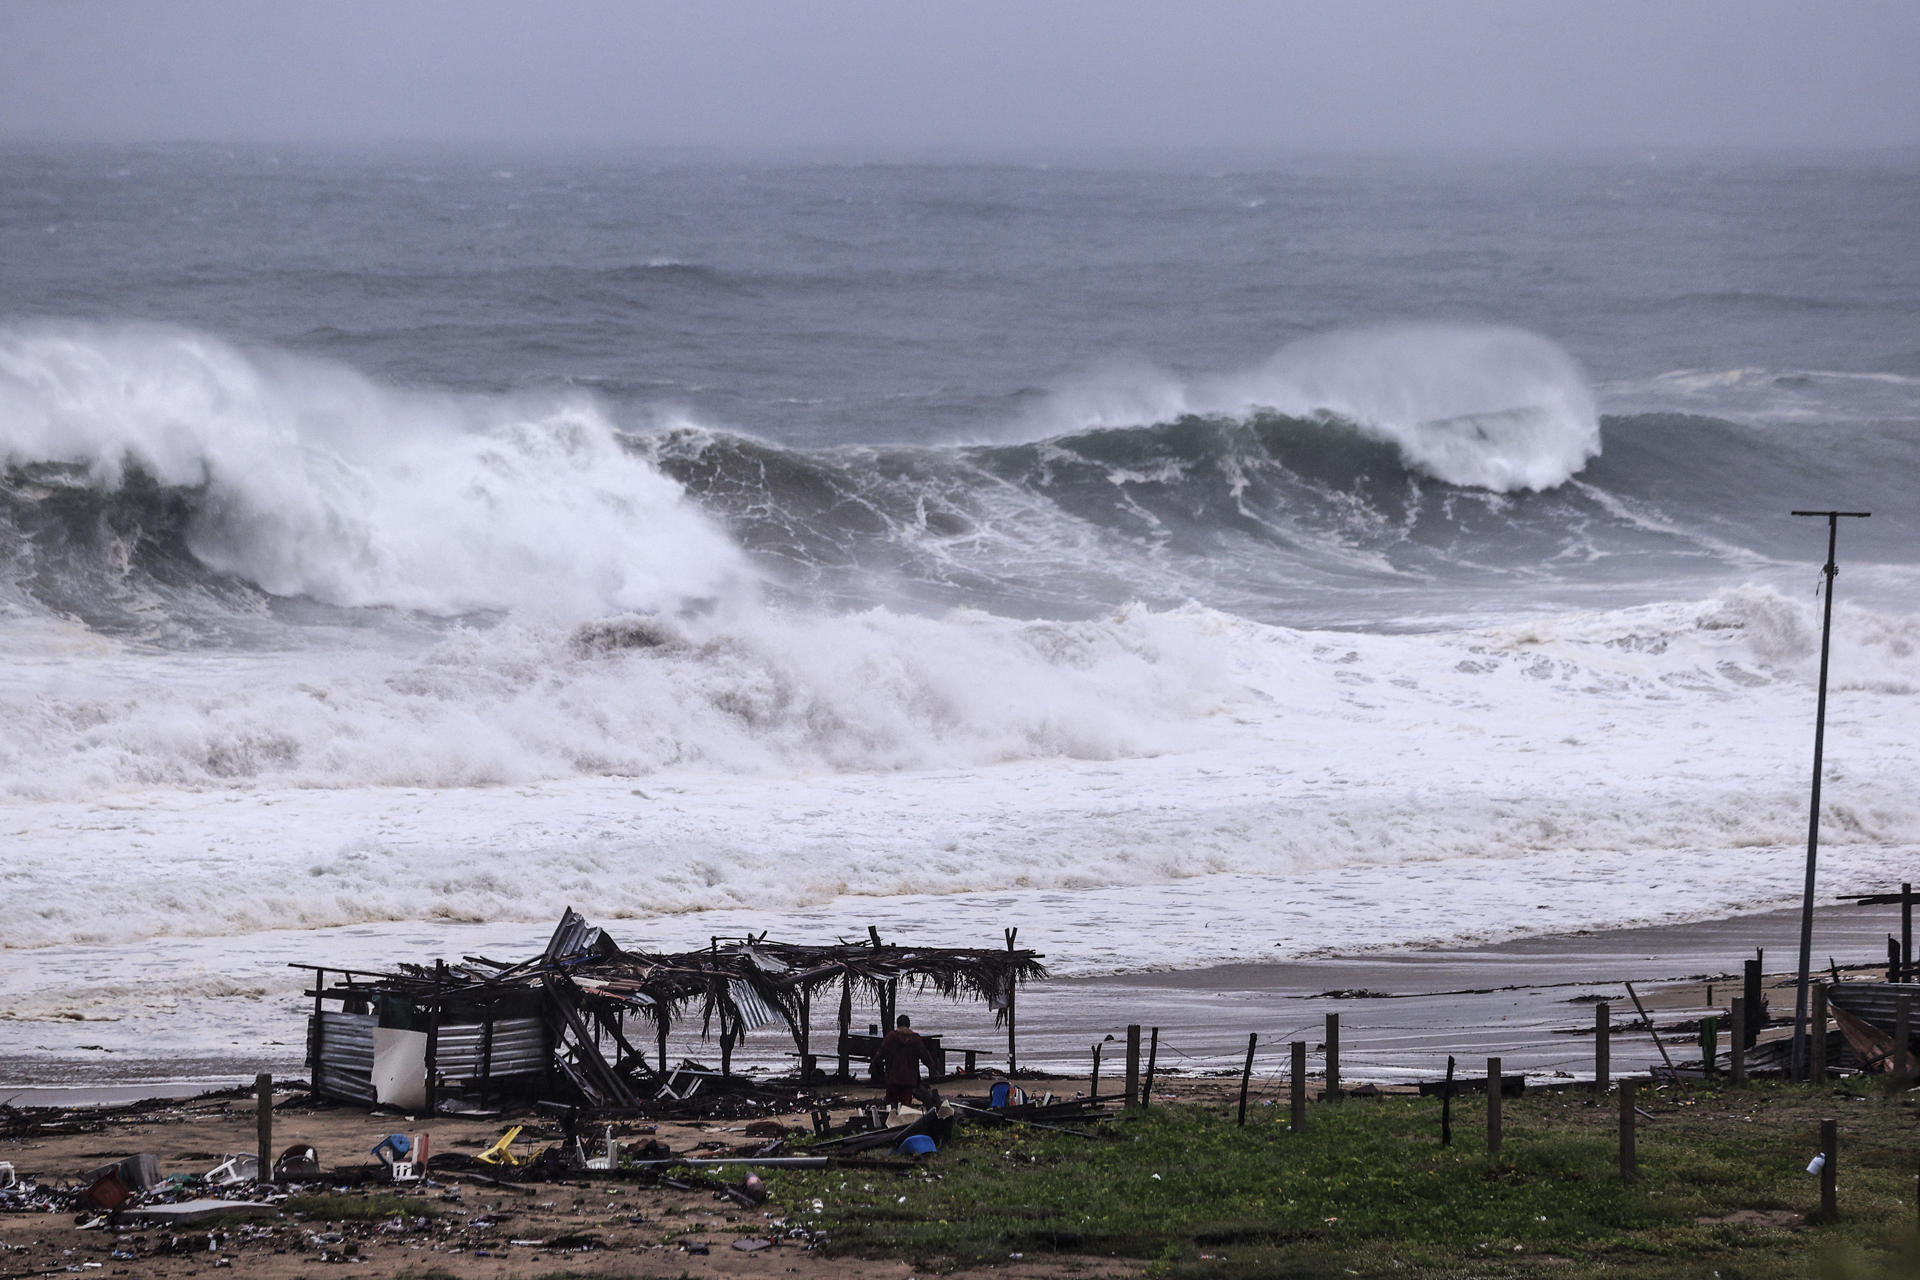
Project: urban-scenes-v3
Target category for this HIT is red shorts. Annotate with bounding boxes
[884,1084,918,1105]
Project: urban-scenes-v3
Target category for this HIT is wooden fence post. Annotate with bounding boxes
[1743,956,1763,1047]
[1325,1013,1341,1102]
[1811,982,1828,1080]
[1142,1027,1159,1108]
[1730,997,1746,1086]
[1124,1024,1142,1107]
[1701,1016,1719,1078]
[1237,1033,1258,1126]
[1896,996,1912,1081]
[1005,927,1019,1073]
[1089,1040,1103,1100]
[1440,1054,1456,1148]
[1594,1001,1610,1093]
[1820,1118,1838,1221]
[256,1073,272,1180]
[1487,1056,1502,1155]
[1290,1040,1306,1132]
[1619,1079,1636,1181]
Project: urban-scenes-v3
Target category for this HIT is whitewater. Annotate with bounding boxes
[1,147,1916,1081]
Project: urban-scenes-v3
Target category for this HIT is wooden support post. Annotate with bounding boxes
[1595,1001,1611,1092]
[1619,1079,1637,1181]
[1005,927,1019,1074]
[837,975,853,1080]
[1820,1118,1838,1221]
[1892,936,1902,983]
[1811,982,1828,1080]
[656,1010,671,1085]
[719,1011,736,1080]
[1290,1040,1307,1133]
[1440,1054,1456,1148]
[1237,1033,1258,1126]
[1905,883,1914,980]
[1730,998,1747,1086]
[1896,996,1912,1081]
[1124,1024,1142,1107]
[1089,1041,1103,1100]
[1324,1012,1341,1102]
[1743,956,1763,1047]
[798,986,811,1059]
[1142,1027,1160,1109]
[255,1073,272,1181]
[308,968,326,1092]
[1701,1016,1719,1078]
[1487,1056,1502,1155]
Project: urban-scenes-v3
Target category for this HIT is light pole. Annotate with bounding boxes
[1788,509,1869,1081]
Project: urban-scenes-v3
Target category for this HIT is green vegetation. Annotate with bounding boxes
[772,1080,1920,1278]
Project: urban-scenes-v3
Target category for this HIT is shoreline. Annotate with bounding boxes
[6,897,1906,1101]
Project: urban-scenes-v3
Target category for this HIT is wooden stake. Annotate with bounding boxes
[255,1073,272,1181]
[1624,981,1676,1076]
[1237,1033,1258,1126]
[1124,1024,1142,1107]
[1440,1054,1455,1148]
[1594,1001,1611,1093]
[1730,997,1746,1086]
[1487,1056,1502,1155]
[1290,1040,1306,1133]
[1142,1027,1160,1108]
[1324,1012,1341,1102]
[1089,1041,1102,1100]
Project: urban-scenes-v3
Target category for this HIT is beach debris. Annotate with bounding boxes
[202,1153,260,1186]
[732,1235,773,1251]
[80,1167,137,1211]
[272,1144,320,1181]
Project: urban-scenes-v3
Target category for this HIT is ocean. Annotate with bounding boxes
[2,145,1917,1082]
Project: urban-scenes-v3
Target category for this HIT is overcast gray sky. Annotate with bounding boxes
[2,0,1915,153]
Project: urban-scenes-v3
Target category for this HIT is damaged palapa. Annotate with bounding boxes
[296,909,1045,1114]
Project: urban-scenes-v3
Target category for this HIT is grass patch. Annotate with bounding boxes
[770,1080,1920,1277]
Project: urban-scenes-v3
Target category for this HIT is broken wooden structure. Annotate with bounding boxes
[296,909,1045,1113]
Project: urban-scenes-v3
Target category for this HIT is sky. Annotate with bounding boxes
[1,0,1917,153]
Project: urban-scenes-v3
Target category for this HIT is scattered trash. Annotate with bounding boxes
[897,1134,938,1156]
[733,1236,773,1251]
[272,1144,320,1181]
[1807,1153,1827,1175]
[202,1154,260,1187]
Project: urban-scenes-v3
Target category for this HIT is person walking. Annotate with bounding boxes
[873,1013,940,1108]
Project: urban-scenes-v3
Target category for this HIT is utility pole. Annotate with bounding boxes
[1789,510,1870,1080]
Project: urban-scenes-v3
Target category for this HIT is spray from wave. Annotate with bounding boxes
[0,322,749,618]
[1008,324,1600,492]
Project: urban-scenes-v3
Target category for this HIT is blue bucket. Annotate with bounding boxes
[897,1134,938,1156]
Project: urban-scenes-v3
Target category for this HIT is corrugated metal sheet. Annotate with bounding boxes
[728,980,781,1033]
[436,1017,550,1079]
[544,907,606,964]
[311,1011,378,1104]
[1829,982,1920,1036]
